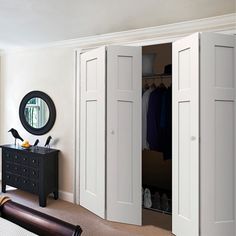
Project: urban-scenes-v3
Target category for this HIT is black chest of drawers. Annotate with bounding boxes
[1,144,59,207]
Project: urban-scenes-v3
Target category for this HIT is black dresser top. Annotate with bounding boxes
[0,144,59,155]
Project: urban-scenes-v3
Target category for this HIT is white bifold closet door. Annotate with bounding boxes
[80,45,142,225]
[106,46,142,225]
[172,33,200,236]
[173,32,236,236]
[80,47,106,218]
[200,33,236,236]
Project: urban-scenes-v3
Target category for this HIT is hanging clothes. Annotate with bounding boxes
[146,87,166,151]
[142,88,154,150]
[145,85,172,159]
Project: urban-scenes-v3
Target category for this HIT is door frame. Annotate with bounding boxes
[74,16,236,205]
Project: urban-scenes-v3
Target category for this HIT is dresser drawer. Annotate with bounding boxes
[29,180,39,194]
[21,155,29,165]
[21,166,29,177]
[12,164,22,175]
[5,162,12,172]
[20,177,30,191]
[20,178,39,194]
[29,168,39,179]
[5,173,13,184]
[12,153,22,164]
[29,156,39,167]
[5,173,21,187]
[11,174,21,187]
[3,150,13,162]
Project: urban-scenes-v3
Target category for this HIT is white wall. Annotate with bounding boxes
[0,47,75,199]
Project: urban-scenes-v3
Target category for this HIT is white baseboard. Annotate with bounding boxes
[58,190,74,203]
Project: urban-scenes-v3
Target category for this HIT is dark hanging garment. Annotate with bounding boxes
[160,89,168,129]
[147,88,165,151]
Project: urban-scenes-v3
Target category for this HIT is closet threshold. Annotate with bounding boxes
[143,206,172,215]
[142,74,172,79]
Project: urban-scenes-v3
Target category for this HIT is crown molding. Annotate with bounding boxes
[1,13,235,54]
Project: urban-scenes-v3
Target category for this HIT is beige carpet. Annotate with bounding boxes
[1,188,172,236]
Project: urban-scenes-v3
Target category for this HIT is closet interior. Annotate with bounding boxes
[142,43,172,230]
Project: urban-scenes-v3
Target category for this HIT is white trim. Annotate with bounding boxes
[73,49,77,204]
[58,190,74,203]
[75,49,82,205]
[1,13,235,54]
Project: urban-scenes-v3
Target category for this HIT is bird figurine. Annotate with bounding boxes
[44,136,52,148]
[8,128,24,146]
[33,139,39,146]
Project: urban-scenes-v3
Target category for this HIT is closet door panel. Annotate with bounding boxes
[80,47,106,218]
[200,33,236,236]
[178,101,191,219]
[172,33,199,236]
[106,46,142,225]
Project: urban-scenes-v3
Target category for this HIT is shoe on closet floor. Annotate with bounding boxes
[144,188,152,208]
[161,193,169,211]
[152,192,161,209]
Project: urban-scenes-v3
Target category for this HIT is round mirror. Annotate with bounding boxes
[19,91,56,135]
[24,97,50,129]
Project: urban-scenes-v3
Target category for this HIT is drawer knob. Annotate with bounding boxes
[32,183,35,187]
[7,175,10,179]
[32,160,35,163]
[23,180,26,184]
[23,168,26,172]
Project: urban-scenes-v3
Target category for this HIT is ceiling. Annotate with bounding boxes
[0,0,235,49]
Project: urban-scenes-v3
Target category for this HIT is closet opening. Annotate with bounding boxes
[142,43,172,231]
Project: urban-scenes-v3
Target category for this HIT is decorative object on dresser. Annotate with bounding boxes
[44,135,52,148]
[8,128,24,145]
[1,144,59,207]
[33,139,39,146]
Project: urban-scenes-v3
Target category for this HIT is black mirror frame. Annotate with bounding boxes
[19,91,56,135]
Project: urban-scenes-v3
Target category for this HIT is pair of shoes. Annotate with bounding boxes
[161,193,169,211]
[152,192,161,209]
[144,188,152,208]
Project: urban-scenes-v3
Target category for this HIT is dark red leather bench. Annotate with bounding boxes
[1,200,82,236]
